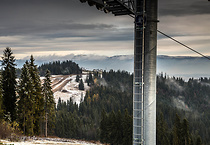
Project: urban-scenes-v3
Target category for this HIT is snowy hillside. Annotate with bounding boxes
[49,72,90,106]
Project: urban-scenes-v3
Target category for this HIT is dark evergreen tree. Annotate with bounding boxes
[29,55,44,135]
[157,112,170,145]
[107,111,116,144]
[196,136,202,145]
[42,70,56,137]
[172,114,182,145]
[17,61,34,135]
[100,109,132,145]
[122,109,132,145]
[100,109,108,143]
[113,110,123,145]
[76,74,80,82]
[55,111,66,137]
[0,74,4,120]
[57,97,62,111]
[86,72,94,86]
[182,118,190,145]
[79,79,84,90]
[1,47,17,121]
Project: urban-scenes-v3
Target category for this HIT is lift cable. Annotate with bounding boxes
[157,30,210,61]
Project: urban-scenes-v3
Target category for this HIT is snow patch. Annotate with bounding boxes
[52,74,90,106]
[0,137,100,145]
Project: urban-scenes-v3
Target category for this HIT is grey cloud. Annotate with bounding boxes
[0,0,118,34]
[159,0,210,16]
[0,0,114,25]
[1,0,210,59]
[190,1,210,14]
[0,22,115,36]
[0,0,133,42]
[0,22,133,44]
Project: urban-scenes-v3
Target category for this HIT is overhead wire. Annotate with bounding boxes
[157,30,210,61]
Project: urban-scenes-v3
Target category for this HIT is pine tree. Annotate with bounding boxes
[87,72,94,86]
[1,47,17,121]
[76,74,80,82]
[114,110,123,145]
[17,61,34,135]
[100,109,108,143]
[182,118,190,145]
[0,74,4,120]
[122,109,132,145]
[57,97,62,111]
[173,114,182,145]
[29,55,44,135]
[42,70,55,137]
[107,111,116,144]
[196,136,202,145]
[157,112,170,145]
[79,79,84,90]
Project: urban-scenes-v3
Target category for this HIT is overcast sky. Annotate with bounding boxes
[0,0,210,59]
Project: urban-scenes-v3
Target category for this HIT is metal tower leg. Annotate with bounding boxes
[144,0,158,144]
[133,0,145,144]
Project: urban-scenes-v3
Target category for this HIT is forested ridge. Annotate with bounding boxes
[156,74,210,145]
[38,60,82,76]
[0,47,209,145]
[55,71,209,145]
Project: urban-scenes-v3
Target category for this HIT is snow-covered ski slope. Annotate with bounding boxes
[0,136,101,145]
[49,72,90,106]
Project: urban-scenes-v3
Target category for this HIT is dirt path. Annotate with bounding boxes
[52,75,72,92]
[51,75,68,88]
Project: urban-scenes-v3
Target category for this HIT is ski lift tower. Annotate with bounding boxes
[79,0,158,145]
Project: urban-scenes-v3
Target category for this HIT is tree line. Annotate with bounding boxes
[38,60,82,76]
[55,70,207,145]
[55,84,133,141]
[0,47,55,137]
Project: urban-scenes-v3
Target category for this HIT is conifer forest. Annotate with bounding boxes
[0,47,209,145]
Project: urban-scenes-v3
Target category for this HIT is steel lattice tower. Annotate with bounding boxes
[78,0,158,144]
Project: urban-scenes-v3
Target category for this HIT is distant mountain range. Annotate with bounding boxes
[16,54,210,80]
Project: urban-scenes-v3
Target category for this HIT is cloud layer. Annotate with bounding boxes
[0,0,210,58]
[15,54,210,80]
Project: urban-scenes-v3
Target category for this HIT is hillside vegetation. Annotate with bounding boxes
[55,71,209,145]
[156,74,210,145]
[0,48,209,145]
